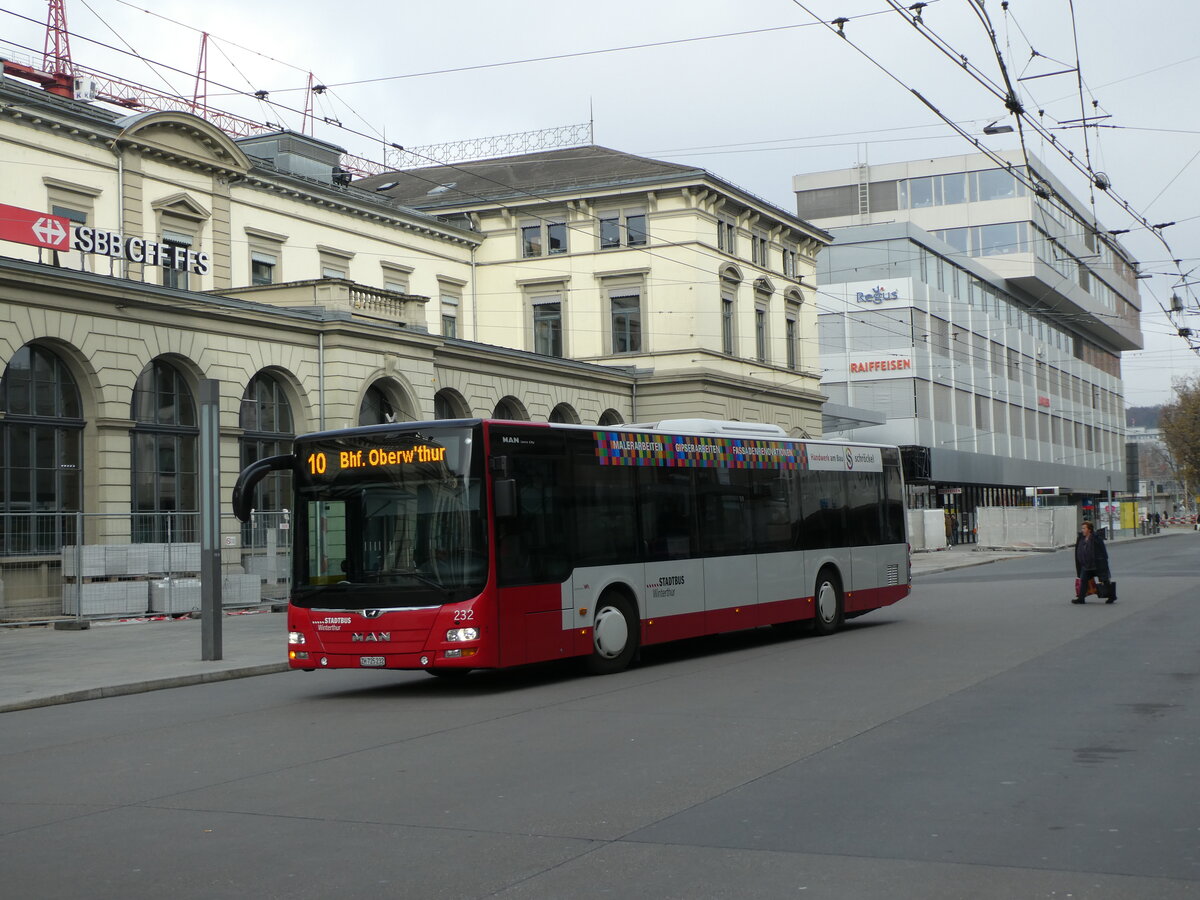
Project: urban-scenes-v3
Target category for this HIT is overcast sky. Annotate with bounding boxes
[5,0,1200,408]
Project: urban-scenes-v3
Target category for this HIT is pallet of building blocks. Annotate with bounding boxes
[148,577,202,614]
[63,579,148,616]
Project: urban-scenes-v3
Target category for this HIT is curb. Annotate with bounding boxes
[0,662,291,714]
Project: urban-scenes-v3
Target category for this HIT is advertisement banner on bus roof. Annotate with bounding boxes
[805,445,883,472]
[594,432,882,473]
[595,431,801,469]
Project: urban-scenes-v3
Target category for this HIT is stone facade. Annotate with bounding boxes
[0,76,829,617]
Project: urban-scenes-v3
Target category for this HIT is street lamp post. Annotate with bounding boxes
[1107,474,1115,538]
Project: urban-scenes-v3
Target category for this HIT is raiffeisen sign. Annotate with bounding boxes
[0,203,210,275]
[849,357,912,376]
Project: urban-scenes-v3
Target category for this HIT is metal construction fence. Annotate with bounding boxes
[0,511,292,624]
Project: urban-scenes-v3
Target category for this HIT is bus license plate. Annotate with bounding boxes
[359,656,385,667]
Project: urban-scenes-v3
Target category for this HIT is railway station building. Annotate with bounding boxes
[0,73,827,618]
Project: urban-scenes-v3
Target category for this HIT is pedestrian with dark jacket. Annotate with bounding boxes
[1073,521,1110,604]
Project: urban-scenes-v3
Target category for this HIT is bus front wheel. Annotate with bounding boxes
[585,593,639,675]
[812,568,844,636]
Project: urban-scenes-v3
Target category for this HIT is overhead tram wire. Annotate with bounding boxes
[87,1,908,96]
[1,28,728,290]
[76,0,187,98]
[1,6,896,300]
[869,0,1199,350]
[990,0,1196,329]
[882,0,1183,265]
[844,3,1200,355]
[787,0,1036,198]
[48,7,1148,351]
[20,3,1199,349]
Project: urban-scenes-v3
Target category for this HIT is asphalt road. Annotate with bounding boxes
[2,535,1197,899]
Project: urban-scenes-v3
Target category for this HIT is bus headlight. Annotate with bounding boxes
[445,627,479,642]
[288,631,306,644]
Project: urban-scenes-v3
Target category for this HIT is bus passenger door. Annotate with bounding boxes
[492,431,572,666]
[638,467,707,642]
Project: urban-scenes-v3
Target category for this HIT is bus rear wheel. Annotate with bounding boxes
[585,593,639,675]
[812,567,844,636]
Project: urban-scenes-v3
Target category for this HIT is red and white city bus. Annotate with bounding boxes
[233,418,910,677]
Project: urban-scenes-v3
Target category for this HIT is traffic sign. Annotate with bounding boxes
[0,203,71,250]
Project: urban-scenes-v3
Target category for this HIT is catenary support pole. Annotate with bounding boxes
[199,379,223,660]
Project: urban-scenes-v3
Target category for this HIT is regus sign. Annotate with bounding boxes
[855,285,899,304]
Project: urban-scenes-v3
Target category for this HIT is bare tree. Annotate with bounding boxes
[1159,375,1200,512]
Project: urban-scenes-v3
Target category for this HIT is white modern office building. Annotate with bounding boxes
[794,152,1141,542]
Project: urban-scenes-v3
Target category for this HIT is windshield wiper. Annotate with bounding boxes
[383,568,443,590]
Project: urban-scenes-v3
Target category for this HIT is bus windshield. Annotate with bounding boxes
[292,426,486,609]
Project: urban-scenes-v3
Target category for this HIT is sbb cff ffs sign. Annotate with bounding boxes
[0,203,210,274]
[73,226,210,274]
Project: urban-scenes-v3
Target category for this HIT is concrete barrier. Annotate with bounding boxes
[976,506,1076,550]
[908,509,950,551]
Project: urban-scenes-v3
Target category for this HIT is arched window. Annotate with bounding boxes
[0,345,83,554]
[359,384,394,424]
[548,403,579,424]
[239,372,295,536]
[434,388,470,420]
[598,409,624,427]
[492,396,528,420]
[130,359,197,542]
[720,267,742,357]
[785,291,804,371]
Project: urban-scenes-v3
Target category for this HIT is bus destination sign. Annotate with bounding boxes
[306,444,447,476]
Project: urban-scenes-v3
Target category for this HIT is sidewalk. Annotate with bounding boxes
[0,609,287,713]
[909,524,1187,577]
[1,528,1191,713]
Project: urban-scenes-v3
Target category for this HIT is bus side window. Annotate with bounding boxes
[638,467,695,561]
[571,453,638,567]
[800,470,847,549]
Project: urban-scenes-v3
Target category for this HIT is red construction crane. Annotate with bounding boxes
[4,0,278,136]
[3,0,392,175]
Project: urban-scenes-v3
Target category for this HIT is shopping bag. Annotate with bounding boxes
[1074,577,1097,597]
[1099,579,1117,602]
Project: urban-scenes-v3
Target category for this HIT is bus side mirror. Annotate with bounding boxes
[494,478,517,519]
[232,454,293,522]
